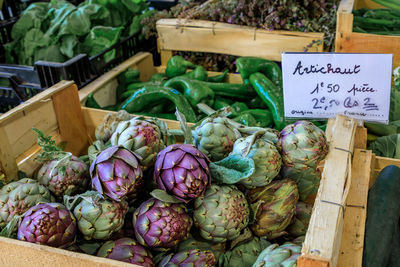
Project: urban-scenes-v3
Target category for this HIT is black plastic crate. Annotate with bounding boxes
[0,1,158,113]
[148,0,178,10]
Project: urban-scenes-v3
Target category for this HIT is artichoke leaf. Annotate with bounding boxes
[150,189,182,204]
[209,154,255,184]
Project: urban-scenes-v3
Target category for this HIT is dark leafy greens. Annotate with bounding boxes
[5,0,149,65]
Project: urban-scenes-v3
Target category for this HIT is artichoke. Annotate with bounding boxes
[221,236,271,267]
[253,243,301,267]
[17,203,76,248]
[154,144,211,203]
[292,235,305,246]
[159,249,216,267]
[282,165,321,203]
[97,238,154,267]
[37,155,89,199]
[231,131,281,189]
[193,116,241,161]
[132,198,192,251]
[194,184,250,243]
[111,117,165,169]
[90,146,143,201]
[95,110,132,142]
[64,191,128,240]
[277,120,328,170]
[0,178,54,228]
[248,179,299,239]
[178,234,226,261]
[287,201,313,237]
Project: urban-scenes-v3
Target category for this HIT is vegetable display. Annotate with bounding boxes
[0,104,329,266]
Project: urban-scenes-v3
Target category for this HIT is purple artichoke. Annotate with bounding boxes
[132,198,192,251]
[37,155,89,199]
[159,249,216,267]
[90,146,143,201]
[154,144,211,203]
[97,238,154,267]
[17,203,76,248]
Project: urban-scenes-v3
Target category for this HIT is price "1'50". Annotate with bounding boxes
[310,83,340,94]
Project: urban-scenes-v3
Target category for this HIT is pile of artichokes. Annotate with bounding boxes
[0,109,328,267]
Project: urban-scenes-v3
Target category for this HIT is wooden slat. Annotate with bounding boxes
[52,84,89,157]
[300,115,357,267]
[157,19,324,62]
[79,52,156,105]
[0,126,18,181]
[338,0,355,13]
[336,32,400,67]
[338,149,372,267]
[298,256,330,267]
[354,0,384,9]
[0,236,137,267]
[354,126,367,149]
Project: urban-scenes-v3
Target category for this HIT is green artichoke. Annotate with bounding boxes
[292,235,305,246]
[282,165,321,203]
[193,116,241,161]
[277,120,328,170]
[0,178,54,228]
[253,243,301,267]
[248,179,299,239]
[287,202,313,237]
[194,184,250,242]
[178,234,226,262]
[221,236,271,267]
[111,117,165,169]
[64,191,128,240]
[231,131,281,189]
[159,249,216,267]
[95,110,132,142]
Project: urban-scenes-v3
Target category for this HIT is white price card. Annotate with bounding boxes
[281,53,393,124]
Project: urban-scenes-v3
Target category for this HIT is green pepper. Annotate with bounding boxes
[230,102,249,117]
[236,57,282,88]
[239,109,273,128]
[213,97,233,110]
[102,104,120,111]
[120,86,197,122]
[143,102,167,114]
[249,72,285,130]
[181,66,208,81]
[198,81,256,99]
[117,69,141,101]
[134,112,176,121]
[232,113,257,127]
[165,56,197,78]
[149,73,167,82]
[207,70,228,83]
[248,97,268,109]
[164,76,215,107]
[86,93,101,109]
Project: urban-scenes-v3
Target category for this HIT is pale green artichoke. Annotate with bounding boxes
[231,131,281,189]
[253,243,301,267]
[277,121,328,170]
[221,236,271,267]
[282,165,321,203]
[193,116,241,161]
[159,249,216,267]
[111,117,165,169]
[0,178,54,228]
[64,191,128,240]
[248,179,299,239]
[287,202,313,237]
[95,110,132,142]
[178,234,226,262]
[194,184,250,243]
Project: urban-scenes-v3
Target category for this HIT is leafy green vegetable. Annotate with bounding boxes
[369,134,400,159]
[82,26,123,61]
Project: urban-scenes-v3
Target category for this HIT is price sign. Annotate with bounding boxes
[281,53,393,123]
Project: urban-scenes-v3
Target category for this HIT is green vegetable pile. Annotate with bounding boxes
[353,8,400,36]
[86,55,327,131]
[367,67,400,158]
[4,0,154,65]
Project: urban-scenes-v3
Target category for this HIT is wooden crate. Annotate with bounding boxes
[156,19,324,65]
[0,80,371,267]
[335,0,400,67]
